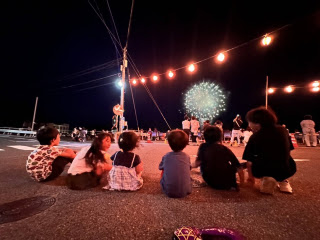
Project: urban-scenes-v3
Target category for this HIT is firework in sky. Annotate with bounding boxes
[184,81,227,121]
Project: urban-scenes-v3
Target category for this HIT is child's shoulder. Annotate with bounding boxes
[165,151,189,158]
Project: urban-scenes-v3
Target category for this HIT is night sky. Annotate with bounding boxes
[2,1,320,132]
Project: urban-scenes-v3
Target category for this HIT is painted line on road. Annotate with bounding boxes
[237,157,310,162]
[0,149,4,151]
[8,145,36,151]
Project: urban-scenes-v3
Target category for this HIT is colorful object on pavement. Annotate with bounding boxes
[173,226,245,240]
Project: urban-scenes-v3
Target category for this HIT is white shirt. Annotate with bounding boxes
[68,146,93,175]
[300,120,315,130]
[190,120,200,133]
[182,120,191,129]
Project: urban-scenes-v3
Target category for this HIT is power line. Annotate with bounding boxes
[60,73,118,89]
[58,59,120,82]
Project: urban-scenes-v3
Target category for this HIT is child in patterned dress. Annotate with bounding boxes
[26,127,76,182]
[104,132,143,191]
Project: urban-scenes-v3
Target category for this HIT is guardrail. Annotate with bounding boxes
[0,129,36,137]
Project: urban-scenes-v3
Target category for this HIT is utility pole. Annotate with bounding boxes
[31,97,38,131]
[119,47,127,132]
[265,75,268,109]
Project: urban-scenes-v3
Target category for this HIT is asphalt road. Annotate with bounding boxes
[0,135,319,239]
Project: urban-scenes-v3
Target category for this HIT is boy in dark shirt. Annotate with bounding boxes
[192,126,244,190]
[159,130,192,198]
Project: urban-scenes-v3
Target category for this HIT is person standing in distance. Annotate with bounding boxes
[182,116,191,141]
[300,115,317,147]
[230,114,243,146]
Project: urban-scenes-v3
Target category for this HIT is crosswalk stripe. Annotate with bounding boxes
[7,145,36,151]
[0,149,4,151]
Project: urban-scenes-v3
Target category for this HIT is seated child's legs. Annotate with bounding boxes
[67,172,100,190]
[44,156,72,181]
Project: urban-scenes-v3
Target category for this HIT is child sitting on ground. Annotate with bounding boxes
[67,132,113,190]
[192,126,244,190]
[105,131,143,191]
[159,130,192,198]
[26,127,76,182]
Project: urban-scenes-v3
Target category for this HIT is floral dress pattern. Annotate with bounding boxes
[26,145,61,181]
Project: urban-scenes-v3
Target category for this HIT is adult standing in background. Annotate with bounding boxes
[300,115,317,147]
[182,116,191,139]
[230,114,243,146]
[190,116,200,143]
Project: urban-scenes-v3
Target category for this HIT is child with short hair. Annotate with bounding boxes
[104,131,143,191]
[67,132,113,190]
[159,130,192,198]
[26,127,76,182]
[192,126,244,190]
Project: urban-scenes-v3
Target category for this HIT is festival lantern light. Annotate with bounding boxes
[262,35,272,46]
[268,88,275,94]
[311,81,319,87]
[311,87,320,92]
[152,74,159,82]
[216,52,225,62]
[140,77,146,84]
[187,63,196,73]
[167,70,175,79]
[310,81,319,92]
[131,79,137,85]
[284,85,294,93]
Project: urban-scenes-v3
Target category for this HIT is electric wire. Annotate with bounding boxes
[60,73,118,89]
[127,68,139,130]
[106,0,123,68]
[125,0,135,49]
[88,0,123,56]
[58,59,120,82]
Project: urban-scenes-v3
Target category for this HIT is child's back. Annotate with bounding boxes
[159,151,192,198]
[197,142,239,189]
[159,130,192,198]
[106,132,143,191]
[193,126,242,190]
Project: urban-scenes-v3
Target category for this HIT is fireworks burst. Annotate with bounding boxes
[184,81,227,121]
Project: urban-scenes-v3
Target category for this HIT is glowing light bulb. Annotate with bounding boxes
[285,85,294,93]
[152,75,159,81]
[168,71,174,78]
[312,81,319,87]
[311,87,319,92]
[141,78,146,83]
[217,53,225,62]
[262,35,272,46]
[268,88,275,94]
[188,64,195,72]
[132,79,137,85]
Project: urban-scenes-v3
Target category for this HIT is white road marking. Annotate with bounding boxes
[7,145,36,151]
[0,149,4,151]
[237,157,310,162]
